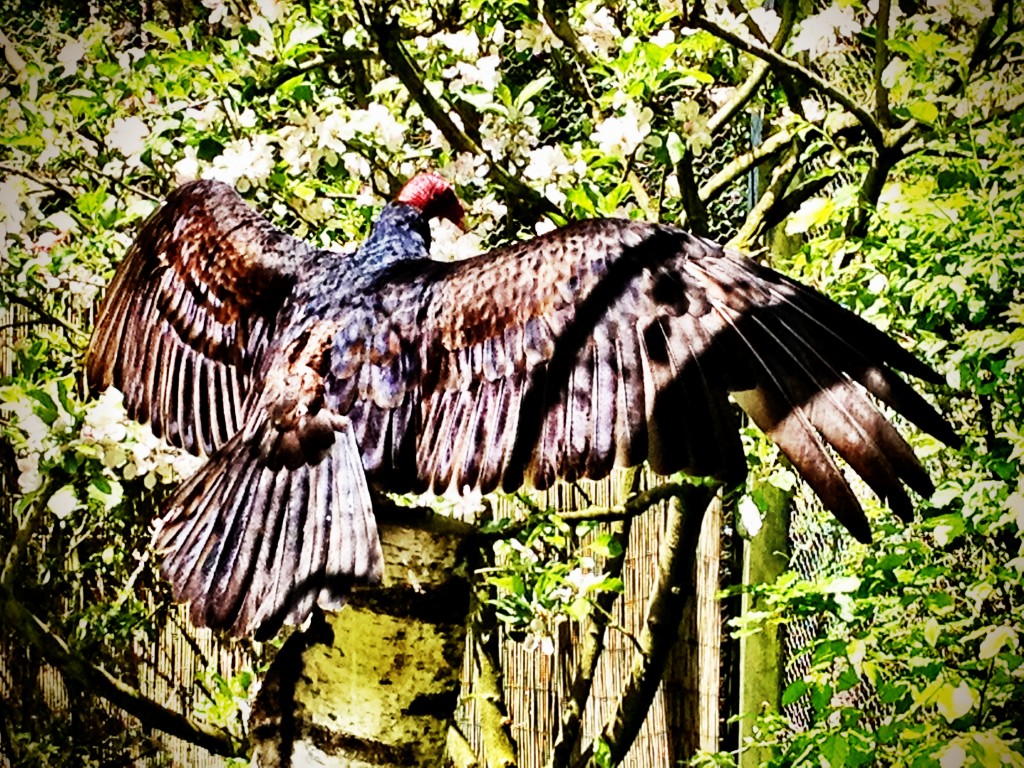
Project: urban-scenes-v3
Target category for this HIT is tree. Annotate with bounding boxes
[0,0,1020,765]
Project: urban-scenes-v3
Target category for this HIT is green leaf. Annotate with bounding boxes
[285,18,325,53]
[786,196,835,235]
[979,626,1018,659]
[822,575,861,594]
[515,76,553,109]
[666,131,686,165]
[907,101,939,124]
[935,681,977,722]
[28,389,58,424]
[782,678,809,706]
[821,733,849,767]
[590,533,623,558]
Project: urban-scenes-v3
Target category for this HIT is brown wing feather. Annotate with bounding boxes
[331,219,958,542]
[86,180,310,455]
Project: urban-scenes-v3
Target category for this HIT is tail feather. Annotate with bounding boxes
[156,421,382,637]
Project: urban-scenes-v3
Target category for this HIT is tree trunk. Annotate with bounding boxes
[250,506,475,767]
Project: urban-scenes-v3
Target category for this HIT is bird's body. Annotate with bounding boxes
[86,174,958,638]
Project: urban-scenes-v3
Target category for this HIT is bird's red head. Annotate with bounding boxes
[396,173,467,231]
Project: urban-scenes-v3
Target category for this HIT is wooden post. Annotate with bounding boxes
[250,507,475,768]
[738,484,791,767]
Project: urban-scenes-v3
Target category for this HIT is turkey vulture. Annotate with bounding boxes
[86,173,958,637]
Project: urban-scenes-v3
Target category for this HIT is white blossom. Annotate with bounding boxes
[749,6,781,41]
[591,103,652,158]
[437,30,480,57]
[341,152,371,179]
[57,39,87,77]
[429,220,481,262]
[82,388,129,444]
[790,5,861,59]
[184,101,225,131]
[579,5,620,56]
[937,741,966,768]
[48,486,80,520]
[205,134,276,186]
[253,0,284,22]
[523,145,572,181]
[535,218,558,236]
[173,145,200,183]
[107,116,149,160]
[452,55,501,93]
[801,97,827,122]
[650,28,675,48]
[238,107,258,128]
[17,454,42,494]
[515,21,560,55]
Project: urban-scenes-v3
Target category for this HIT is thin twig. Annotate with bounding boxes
[66,159,161,202]
[0,162,80,197]
[1,473,63,591]
[3,293,83,339]
[872,0,892,128]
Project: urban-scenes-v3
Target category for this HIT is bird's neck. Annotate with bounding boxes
[355,203,431,270]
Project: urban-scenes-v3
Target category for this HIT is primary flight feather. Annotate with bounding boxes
[86,173,959,637]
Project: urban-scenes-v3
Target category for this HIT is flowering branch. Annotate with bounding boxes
[691,13,887,154]
[540,0,600,103]
[707,0,798,134]
[360,3,562,224]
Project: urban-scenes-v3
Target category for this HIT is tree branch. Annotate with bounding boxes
[448,722,482,768]
[698,126,796,204]
[540,0,600,104]
[708,0,799,135]
[547,470,641,768]
[872,0,892,128]
[1,474,62,591]
[490,480,702,538]
[3,293,84,339]
[675,148,709,236]
[0,162,79,198]
[0,590,244,757]
[0,470,240,756]
[472,589,519,767]
[691,14,887,154]
[845,145,897,240]
[255,46,374,96]
[728,142,802,250]
[573,485,717,768]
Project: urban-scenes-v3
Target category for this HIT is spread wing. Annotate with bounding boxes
[86,180,311,455]
[332,220,959,542]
